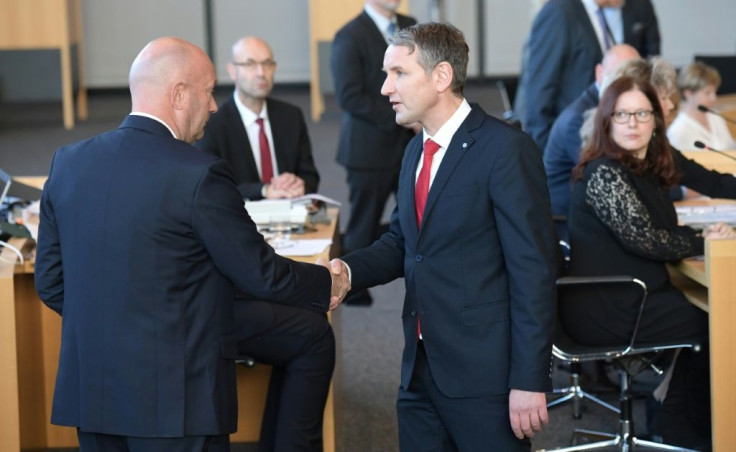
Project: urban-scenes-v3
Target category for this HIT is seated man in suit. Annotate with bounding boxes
[197,36,319,200]
[196,37,333,451]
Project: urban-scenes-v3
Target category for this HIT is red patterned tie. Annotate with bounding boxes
[415,139,440,340]
[415,139,441,228]
[256,118,274,184]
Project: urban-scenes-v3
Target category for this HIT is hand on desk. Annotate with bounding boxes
[265,173,305,199]
[703,222,736,239]
[509,389,549,439]
[316,258,351,310]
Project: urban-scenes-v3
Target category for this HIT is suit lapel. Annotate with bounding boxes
[419,108,483,234]
[402,138,424,243]
[267,99,289,173]
[358,11,389,47]
[224,98,261,182]
[572,0,603,54]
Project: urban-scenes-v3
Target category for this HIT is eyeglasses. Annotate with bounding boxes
[611,110,654,124]
[232,59,276,71]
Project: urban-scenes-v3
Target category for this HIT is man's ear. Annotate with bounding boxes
[171,81,186,110]
[434,61,454,93]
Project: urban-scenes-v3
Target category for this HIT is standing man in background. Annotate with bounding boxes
[35,37,349,452]
[518,0,660,150]
[334,23,557,450]
[197,36,320,200]
[331,0,416,305]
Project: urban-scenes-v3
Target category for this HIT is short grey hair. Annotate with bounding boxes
[389,22,469,95]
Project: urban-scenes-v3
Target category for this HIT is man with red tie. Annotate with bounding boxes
[196,37,333,451]
[331,23,558,450]
[197,36,319,200]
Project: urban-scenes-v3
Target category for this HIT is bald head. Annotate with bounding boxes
[129,37,217,143]
[595,44,640,85]
[228,36,277,113]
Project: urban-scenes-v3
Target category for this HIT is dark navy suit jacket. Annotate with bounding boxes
[196,96,320,200]
[343,106,557,398]
[521,0,660,150]
[331,11,416,171]
[35,115,331,437]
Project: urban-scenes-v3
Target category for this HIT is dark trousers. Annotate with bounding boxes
[77,430,229,452]
[233,300,335,452]
[396,343,530,452]
[343,167,399,252]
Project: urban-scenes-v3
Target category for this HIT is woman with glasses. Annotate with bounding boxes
[564,76,734,449]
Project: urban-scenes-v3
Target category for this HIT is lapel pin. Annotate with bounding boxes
[462,142,467,148]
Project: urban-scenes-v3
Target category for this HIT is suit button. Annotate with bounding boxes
[415,255,423,262]
[410,310,417,317]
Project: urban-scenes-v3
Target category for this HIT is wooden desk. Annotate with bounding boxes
[668,200,736,451]
[0,209,340,451]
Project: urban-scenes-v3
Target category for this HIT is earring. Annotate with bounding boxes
[652,130,657,138]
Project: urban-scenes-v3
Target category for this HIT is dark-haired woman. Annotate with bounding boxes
[564,76,734,448]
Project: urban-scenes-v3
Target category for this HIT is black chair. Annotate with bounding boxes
[539,276,701,452]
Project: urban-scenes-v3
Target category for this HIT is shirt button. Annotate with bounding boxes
[415,255,423,262]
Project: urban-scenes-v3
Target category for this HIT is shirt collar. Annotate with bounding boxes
[423,99,472,149]
[129,112,177,139]
[364,3,396,35]
[233,91,268,124]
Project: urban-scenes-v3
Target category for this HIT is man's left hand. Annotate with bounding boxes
[509,389,548,439]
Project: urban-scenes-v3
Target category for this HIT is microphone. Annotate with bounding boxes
[693,141,736,162]
[697,104,736,125]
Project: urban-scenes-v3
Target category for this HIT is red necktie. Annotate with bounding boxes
[415,139,441,228]
[415,139,440,340]
[256,118,274,184]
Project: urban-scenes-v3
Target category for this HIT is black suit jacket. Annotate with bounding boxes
[196,96,320,200]
[521,0,660,150]
[343,106,557,397]
[35,115,331,437]
[331,11,416,170]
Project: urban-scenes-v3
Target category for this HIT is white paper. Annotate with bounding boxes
[273,239,333,256]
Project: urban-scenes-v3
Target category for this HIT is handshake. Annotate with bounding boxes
[316,258,351,310]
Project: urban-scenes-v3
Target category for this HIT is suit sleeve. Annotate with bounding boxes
[490,132,557,392]
[522,4,568,149]
[342,203,406,289]
[191,160,332,311]
[330,28,396,132]
[641,0,661,56]
[294,109,320,194]
[674,149,736,199]
[35,152,64,315]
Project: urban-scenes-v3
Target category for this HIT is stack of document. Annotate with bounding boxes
[244,199,309,225]
[675,204,736,228]
[244,194,341,225]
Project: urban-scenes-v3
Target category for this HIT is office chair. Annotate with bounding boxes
[546,239,617,420]
[538,276,701,452]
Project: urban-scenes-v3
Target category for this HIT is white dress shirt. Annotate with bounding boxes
[581,0,623,53]
[416,99,473,188]
[364,3,398,43]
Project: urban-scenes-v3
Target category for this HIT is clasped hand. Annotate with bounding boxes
[315,258,351,310]
[265,173,305,199]
[702,222,736,239]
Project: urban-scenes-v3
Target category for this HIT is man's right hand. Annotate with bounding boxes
[316,258,351,310]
